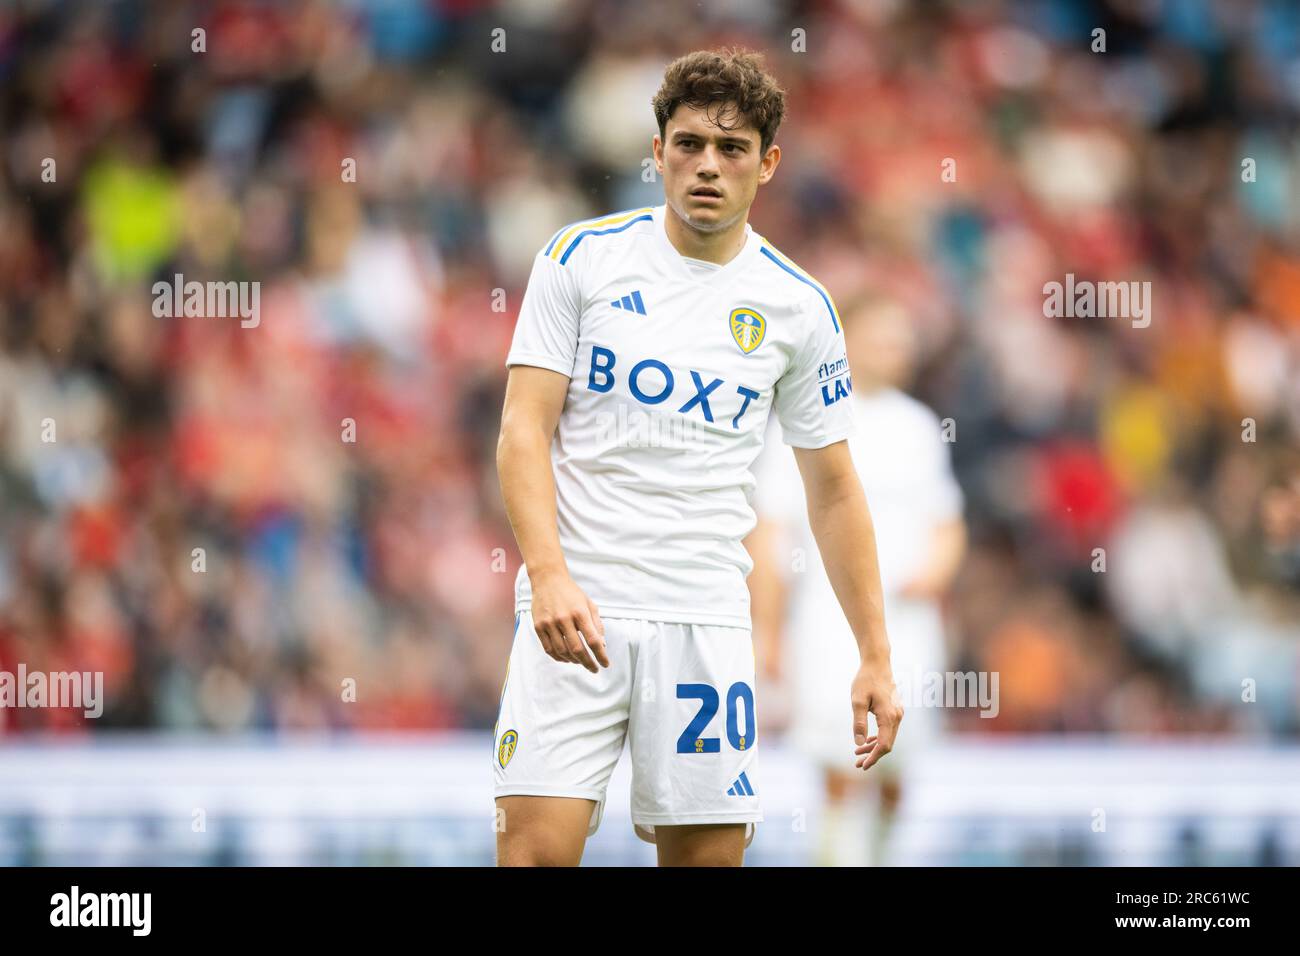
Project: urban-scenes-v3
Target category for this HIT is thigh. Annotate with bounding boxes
[654,822,747,867]
[493,610,635,837]
[495,795,597,867]
[628,620,762,841]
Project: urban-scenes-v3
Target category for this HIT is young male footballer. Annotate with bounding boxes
[494,48,902,867]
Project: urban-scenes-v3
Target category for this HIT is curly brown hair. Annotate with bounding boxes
[651,48,787,154]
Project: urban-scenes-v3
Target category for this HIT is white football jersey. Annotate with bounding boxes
[505,204,855,628]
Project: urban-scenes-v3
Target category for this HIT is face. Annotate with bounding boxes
[653,100,780,233]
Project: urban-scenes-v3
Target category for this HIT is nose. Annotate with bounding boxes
[697,144,722,176]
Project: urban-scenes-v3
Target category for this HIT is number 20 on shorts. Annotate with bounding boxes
[676,682,756,754]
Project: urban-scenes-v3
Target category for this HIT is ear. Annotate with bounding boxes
[757,143,781,186]
[652,134,664,174]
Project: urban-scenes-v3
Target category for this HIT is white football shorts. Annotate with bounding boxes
[493,609,762,846]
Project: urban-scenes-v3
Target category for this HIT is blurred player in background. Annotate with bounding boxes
[749,295,967,866]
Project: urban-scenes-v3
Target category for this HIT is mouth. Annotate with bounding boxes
[689,186,723,201]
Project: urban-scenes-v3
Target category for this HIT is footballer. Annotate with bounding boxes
[494,47,902,867]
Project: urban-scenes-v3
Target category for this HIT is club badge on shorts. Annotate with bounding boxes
[498,729,519,768]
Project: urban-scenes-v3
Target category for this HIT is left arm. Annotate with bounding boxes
[793,439,904,771]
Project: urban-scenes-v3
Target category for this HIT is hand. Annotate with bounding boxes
[528,569,609,673]
[850,659,903,771]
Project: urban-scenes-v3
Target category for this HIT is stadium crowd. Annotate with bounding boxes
[1,0,1297,737]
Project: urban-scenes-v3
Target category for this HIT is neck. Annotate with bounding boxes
[663,203,748,265]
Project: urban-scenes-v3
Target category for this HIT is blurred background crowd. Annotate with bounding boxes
[1,0,1297,740]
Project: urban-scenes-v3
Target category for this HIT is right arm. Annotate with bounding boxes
[497,364,608,672]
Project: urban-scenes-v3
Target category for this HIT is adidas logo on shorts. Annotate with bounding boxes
[725,771,755,796]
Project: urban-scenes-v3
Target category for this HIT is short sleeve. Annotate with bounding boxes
[772,295,856,448]
[504,250,583,376]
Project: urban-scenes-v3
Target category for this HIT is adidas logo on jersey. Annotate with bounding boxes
[610,290,647,315]
[726,772,755,797]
